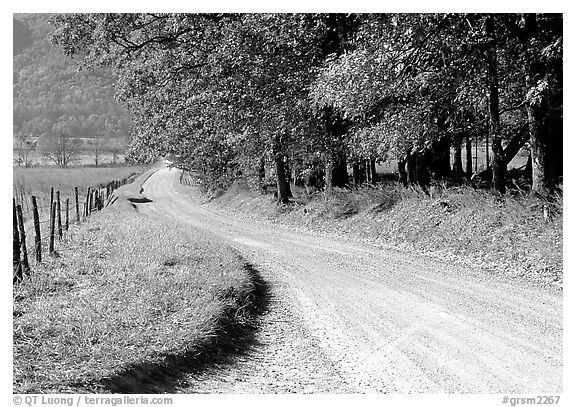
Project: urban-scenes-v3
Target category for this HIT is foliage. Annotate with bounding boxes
[13,14,131,149]
[49,13,562,193]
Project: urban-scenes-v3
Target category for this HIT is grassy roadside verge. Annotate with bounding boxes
[208,182,562,289]
[13,172,260,393]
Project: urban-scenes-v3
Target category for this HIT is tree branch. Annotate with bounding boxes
[499,100,526,115]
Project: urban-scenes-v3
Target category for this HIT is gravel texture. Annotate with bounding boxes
[137,167,562,393]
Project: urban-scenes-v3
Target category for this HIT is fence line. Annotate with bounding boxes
[13,175,134,284]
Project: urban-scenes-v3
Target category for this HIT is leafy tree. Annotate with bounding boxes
[499,13,562,195]
[38,115,81,166]
[51,13,331,202]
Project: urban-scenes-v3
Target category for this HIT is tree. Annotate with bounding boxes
[485,15,506,194]
[311,14,483,189]
[500,13,562,195]
[39,115,81,166]
[13,133,36,167]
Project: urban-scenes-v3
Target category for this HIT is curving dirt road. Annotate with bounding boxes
[138,167,562,393]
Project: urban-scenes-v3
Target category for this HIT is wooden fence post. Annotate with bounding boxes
[65,198,69,231]
[49,186,54,234]
[49,202,56,255]
[31,196,42,263]
[85,188,90,217]
[89,189,93,215]
[57,191,62,240]
[13,199,22,283]
[95,190,99,211]
[75,186,80,223]
[16,205,30,277]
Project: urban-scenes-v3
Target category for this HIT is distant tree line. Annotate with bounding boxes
[50,13,562,198]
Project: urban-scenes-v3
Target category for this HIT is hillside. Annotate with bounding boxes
[13,14,131,165]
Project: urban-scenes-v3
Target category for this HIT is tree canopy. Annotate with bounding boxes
[49,13,562,197]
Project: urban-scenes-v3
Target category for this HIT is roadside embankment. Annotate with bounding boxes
[13,169,265,393]
[208,182,562,290]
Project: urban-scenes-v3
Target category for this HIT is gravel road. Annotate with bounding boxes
[138,167,562,393]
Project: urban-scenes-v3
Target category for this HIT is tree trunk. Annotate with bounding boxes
[370,157,377,184]
[523,153,532,179]
[325,155,333,193]
[452,134,464,182]
[284,155,294,198]
[503,123,529,163]
[332,152,348,188]
[465,134,473,180]
[406,151,416,185]
[13,199,21,282]
[275,153,291,204]
[414,153,429,192]
[273,136,290,204]
[473,124,530,182]
[485,15,506,194]
[352,162,360,186]
[398,159,408,187]
[358,160,366,184]
[428,137,451,180]
[322,106,349,190]
[502,13,562,195]
[258,154,266,193]
[525,70,562,195]
[528,103,548,195]
[365,159,372,183]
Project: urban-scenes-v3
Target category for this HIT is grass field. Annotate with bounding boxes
[13,171,258,393]
[13,165,145,212]
[13,165,148,282]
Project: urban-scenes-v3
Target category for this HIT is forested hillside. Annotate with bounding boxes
[13,14,132,166]
[49,14,562,197]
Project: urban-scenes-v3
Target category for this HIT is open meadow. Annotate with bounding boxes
[13,165,145,216]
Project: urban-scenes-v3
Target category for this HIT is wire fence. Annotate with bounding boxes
[13,174,137,284]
